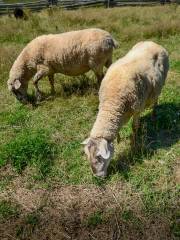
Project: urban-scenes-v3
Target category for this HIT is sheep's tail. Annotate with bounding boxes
[104,36,119,49]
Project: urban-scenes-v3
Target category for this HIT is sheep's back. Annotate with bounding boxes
[99,41,169,113]
[23,28,113,74]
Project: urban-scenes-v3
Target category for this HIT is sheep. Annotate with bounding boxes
[13,8,24,19]
[7,28,118,103]
[82,41,169,178]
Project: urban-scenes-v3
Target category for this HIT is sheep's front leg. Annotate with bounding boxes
[131,114,140,149]
[33,72,45,102]
[33,65,49,101]
[48,74,55,95]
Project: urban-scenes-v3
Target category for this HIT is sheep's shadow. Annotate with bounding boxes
[28,74,99,106]
[57,75,99,97]
[108,102,180,178]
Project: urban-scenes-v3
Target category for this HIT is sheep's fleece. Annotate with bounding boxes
[83,41,169,177]
[7,28,118,103]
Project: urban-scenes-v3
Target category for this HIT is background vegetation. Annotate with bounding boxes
[0,5,179,240]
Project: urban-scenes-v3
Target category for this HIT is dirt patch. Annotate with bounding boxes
[0,180,175,240]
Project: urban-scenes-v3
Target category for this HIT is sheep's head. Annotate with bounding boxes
[7,78,28,104]
[82,138,114,177]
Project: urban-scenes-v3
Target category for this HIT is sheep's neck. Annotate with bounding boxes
[90,102,129,141]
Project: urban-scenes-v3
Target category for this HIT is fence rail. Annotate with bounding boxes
[0,0,179,15]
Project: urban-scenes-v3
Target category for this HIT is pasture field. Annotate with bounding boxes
[0,5,180,240]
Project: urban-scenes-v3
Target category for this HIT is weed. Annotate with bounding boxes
[16,212,40,238]
[0,200,18,220]
[170,212,180,238]
[122,210,143,227]
[85,211,103,228]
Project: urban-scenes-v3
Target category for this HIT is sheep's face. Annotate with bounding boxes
[7,79,28,104]
[82,138,114,177]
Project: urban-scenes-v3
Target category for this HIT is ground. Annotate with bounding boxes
[0,5,179,240]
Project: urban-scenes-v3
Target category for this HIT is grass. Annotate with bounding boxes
[0,200,19,220]
[0,129,56,177]
[0,5,179,240]
[4,0,37,3]
[85,211,103,228]
[16,212,40,238]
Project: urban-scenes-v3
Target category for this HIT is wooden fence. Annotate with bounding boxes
[0,0,179,15]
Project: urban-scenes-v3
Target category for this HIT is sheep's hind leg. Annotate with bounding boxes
[33,66,49,101]
[89,60,104,85]
[94,66,104,85]
[131,114,140,149]
[105,56,112,68]
[151,100,158,122]
[48,74,55,95]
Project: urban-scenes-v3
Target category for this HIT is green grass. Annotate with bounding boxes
[85,211,103,228]
[0,129,56,177]
[16,212,40,238]
[0,5,179,240]
[0,200,19,220]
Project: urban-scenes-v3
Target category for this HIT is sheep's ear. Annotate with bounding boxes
[81,138,93,158]
[97,139,111,160]
[81,138,90,145]
[7,80,12,91]
[14,79,21,90]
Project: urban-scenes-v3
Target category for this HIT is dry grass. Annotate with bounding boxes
[0,181,176,240]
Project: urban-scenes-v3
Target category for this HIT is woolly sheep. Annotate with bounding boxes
[82,41,169,177]
[7,28,118,103]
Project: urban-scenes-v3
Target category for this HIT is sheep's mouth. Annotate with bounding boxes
[12,89,28,104]
[90,162,107,178]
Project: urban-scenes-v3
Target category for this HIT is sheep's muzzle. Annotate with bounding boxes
[12,88,28,104]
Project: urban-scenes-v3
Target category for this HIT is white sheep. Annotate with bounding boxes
[82,41,169,177]
[7,28,118,103]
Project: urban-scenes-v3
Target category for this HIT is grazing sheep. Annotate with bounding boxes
[7,28,118,103]
[13,8,24,19]
[82,41,169,177]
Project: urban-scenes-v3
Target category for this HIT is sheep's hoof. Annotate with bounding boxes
[36,92,44,102]
[151,113,156,122]
[51,90,56,96]
[18,96,29,105]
